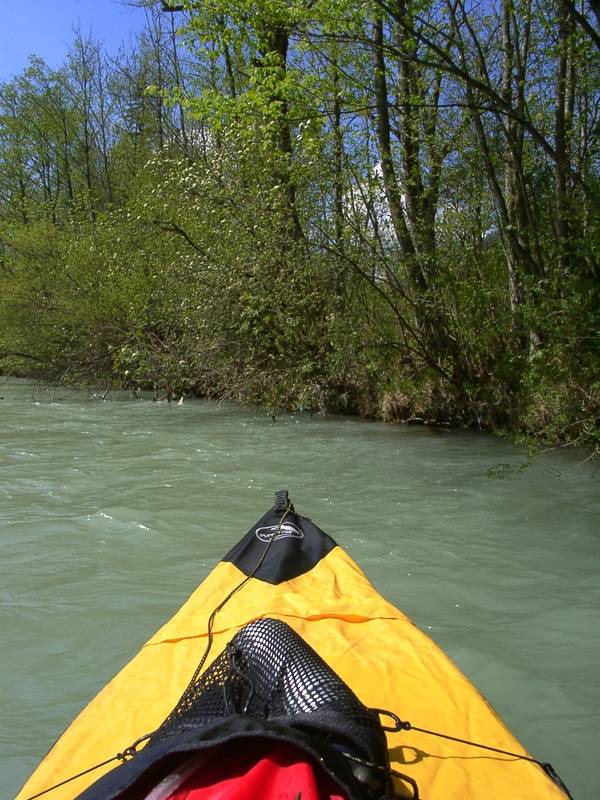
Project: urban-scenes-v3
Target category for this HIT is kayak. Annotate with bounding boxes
[16,492,570,800]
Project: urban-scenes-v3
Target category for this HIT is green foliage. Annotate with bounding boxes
[0,0,599,453]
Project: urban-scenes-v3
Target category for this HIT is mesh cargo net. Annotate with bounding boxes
[151,618,391,789]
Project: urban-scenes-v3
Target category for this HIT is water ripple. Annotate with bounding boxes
[1,379,599,799]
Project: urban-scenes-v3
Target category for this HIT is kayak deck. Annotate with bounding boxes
[16,500,568,800]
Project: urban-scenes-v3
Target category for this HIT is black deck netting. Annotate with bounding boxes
[151,618,390,779]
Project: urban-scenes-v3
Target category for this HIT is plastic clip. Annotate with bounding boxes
[371,708,412,732]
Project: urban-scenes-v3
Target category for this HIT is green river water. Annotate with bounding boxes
[1,378,599,799]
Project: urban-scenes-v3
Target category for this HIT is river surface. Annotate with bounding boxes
[1,378,599,799]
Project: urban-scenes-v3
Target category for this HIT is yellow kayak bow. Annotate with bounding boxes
[17,492,570,800]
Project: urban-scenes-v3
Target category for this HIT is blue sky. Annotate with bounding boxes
[0,0,148,80]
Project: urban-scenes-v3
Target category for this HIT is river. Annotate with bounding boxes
[1,378,599,799]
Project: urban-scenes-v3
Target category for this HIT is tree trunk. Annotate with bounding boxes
[372,11,416,261]
[258,22,302,241]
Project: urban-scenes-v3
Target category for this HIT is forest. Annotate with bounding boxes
[0,0,598,446]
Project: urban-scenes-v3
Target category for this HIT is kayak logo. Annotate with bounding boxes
[255,522,304,542]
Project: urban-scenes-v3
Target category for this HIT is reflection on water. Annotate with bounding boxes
[1,379,599,799]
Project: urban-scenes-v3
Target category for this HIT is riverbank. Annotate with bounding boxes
[2,357,598,457]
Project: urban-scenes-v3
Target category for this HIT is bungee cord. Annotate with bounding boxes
[372,709,574,800]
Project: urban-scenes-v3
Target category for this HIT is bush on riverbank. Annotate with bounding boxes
[1,3,599,449]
